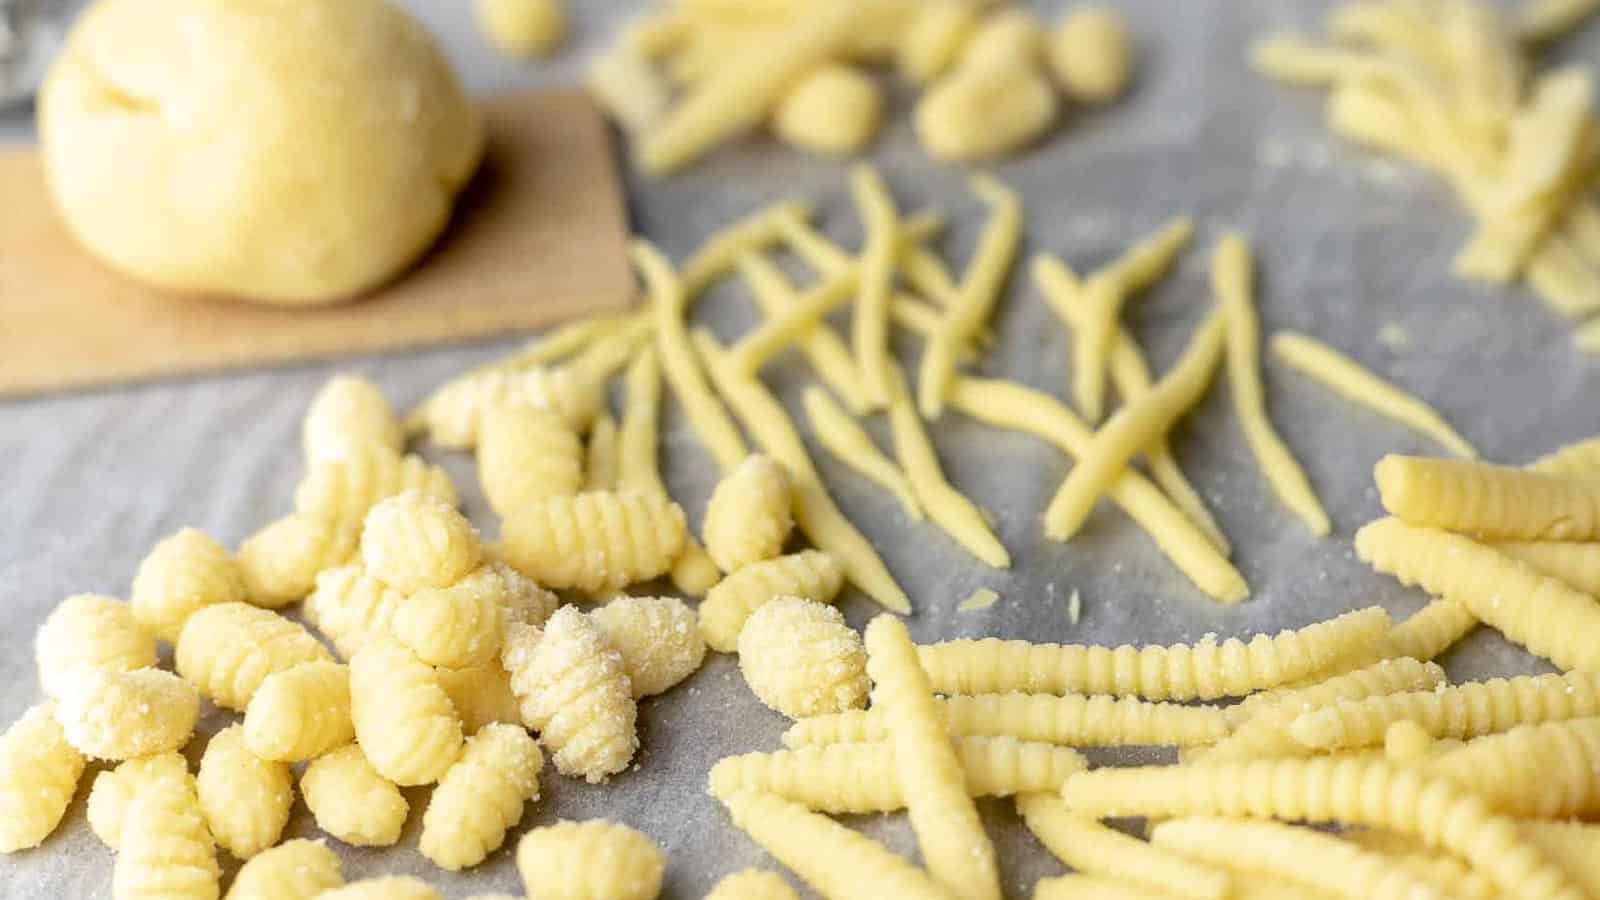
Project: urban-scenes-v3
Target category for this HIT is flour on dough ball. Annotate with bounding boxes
[737,598,868,719]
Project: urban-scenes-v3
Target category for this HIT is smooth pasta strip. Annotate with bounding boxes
[848,164,899,410]
[1376,455,1600,540]
[918,174,1022,418]
[1271,332,1476,458]
[1376,598,1479,662]
[676,200,813,299]
[585,46,670,135]
[801,386,923,520]
[783,692,1228,749]
[1427,717,1600,818]
[947,376,1247,602]
[709,737,1085,813]
[1213,235,1330,535]
[916,606,1389,700]
[739,255,871,414]
[0,703,85,853]
[1249,35,1373,86]
[696,330,909,612]
[1492,540,1600,594]
[1017,793,1228,900]
[1356,517,1600,672]
[1060,757,1582,900]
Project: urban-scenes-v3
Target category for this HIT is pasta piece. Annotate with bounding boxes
[773,63,882,156]
[899,0,979,83]
[1213,235,1330,536]
[317,878,439,900]
[586,46,671,135]
[1376,455,1600,540]
[1525,823,1600,897]
[802,386,921,519]
[411,367,601,450]
[849,164,899,409]
[176,602,332,710]
[696,331,910,612]
[948,376,1247,602]
[478,405,583,516]
[419,314,634,407]
[1032,875,1177,900]
[1577,318,1600,353]
[783,691,1229,749]
[516,820,664,900]
[477,0,565,57]
[391,564,508,668]
[617,347,665,494]
[703,454,794,572]
[699,550,845,653]
[302,374,402,464]
[299,745,408,847]
[1222,656,1447,730]
[1356,518,1600,672]
[54,667,199,760]
[718,790,950,900]
[1049,5,1135,102]
[196,724,292,859]
[502,611,638,783]
[709,737,1085,813]
[918,174,1022,418]
[739,256,872,415]
[705,870,798,900]
[915,58,1059,162]
[236,514,347,611]
[0,703,85,852]
[112,775,220,900]
[1519,0,1600,42]
[1426,718,1600,817]
[131,527,248,639]
[305,565,404,660]
[420,723,543,870]
[349,641,464,785]
[1491,540,1600,594]
[499,491,687,593]
[1249,36,1370,86]
[360,491,482,594]
[590,596,706,698]
[1384,720,1437,764]
[435,663,522,735]
[1340,831,1499,900]
[1529,434,1600,477]
[35,592,157,697]
[964,8,1045,68]
[1287,670,1600,751]
[243,662,354,762]
[681,200,815,299]
[88,753,189,849]
[1017,793,1230,900]
[1376,599,1478,662]
[224,838,343,900]
[1061,756,1582,900]
[670,540,722,597]
[585,412,620,491]
[958,588,998,611]
[494,556,560,628]
[739,599,867,719]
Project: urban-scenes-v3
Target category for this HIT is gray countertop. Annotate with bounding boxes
[3,1,1597,897]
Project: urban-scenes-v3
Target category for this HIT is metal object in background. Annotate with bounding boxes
[0,0,70,108]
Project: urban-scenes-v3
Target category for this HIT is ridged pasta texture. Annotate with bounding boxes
[1060,756,1583,900]
[515,820,665,900]
[739,599,868,719]
[54,667,199,760]
[302,375,404,464]
[349,641,464,786]
[391,564,509,668]
[87,753,189,849]
[478,404,584,516]
[299,744,408,847]
[916,606,1390,700]
[709,736,1086,813]
[1426,718,1600,818]
[360,491,483,594]
[436,663,523,735]
[420,723,544,870]
[499,490,688,592]
[243,661,354,761]
[237,514,350,610]
[1530,436,1600,478]
[1016,793,1231,900]
[703,454,794,572]
[1376,454,1600,541]
[1377,599,1479,662]
[131,528,249,639]
[112,775,220,900]
[417,366,602,449]
[176,602,332,711]
[317,877,441,900]
[35,593,157,697]
[502,610,639,783]
[225,838,344,900]
[0,703,85,852]
[1493,540,1600,595]
[196,724,292,859]
[699,550,845,653]
[590,595,706,698]
[305,565,404,660]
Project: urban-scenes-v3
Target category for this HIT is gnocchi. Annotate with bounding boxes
[699,550,845,653]
[419,723,544,870]
[515,820,665,900]
[349,641,464,786]
[196,724,293,859]
[35,592,157,698]
[300,745,408,847]
[242,662,355,762]
[131,528,249,639]
[498,491,687,592]
[224,838,344,900]
[302,374,403,464]
[1049,5,1135,102]
[391,564,508,668]
[87,753,190,850]
[502,611,638,783]
[360,491,483,594]
[773,64,883,156]
[915,58,1058,162]
[738,598,868,719]
[175,602,332,711]
[54,667,199,760]
[589,595,706,698]
[703,454,793,572]
[0,703,85,852]
[112,776,220,900]
[478,404,584,516]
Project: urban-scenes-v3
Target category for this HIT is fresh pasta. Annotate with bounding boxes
[299,745,408,847]
[1384,720,1438,764]
[1377,598,1479,662]
[0,703,85,852]
[617,347,667,494]
[499,490,687,592]
[196,724,293,859]
[773,63,883,156]
[35,592,157,698]
[360,491,483,594]
[1376,454,1600,540]
[224,838,344,900]
[703,454,793,572]
[301,374,403,464]
[740,257,872,415]
[680,200,814,298]
[738,598,868,719]
[176,602,332,711]
[316,877,440,900]
[849,164,898,410]
[585,412,621,491]
[242,662,354,762]
[590,595,706,698]
[410,366,601,449]
[131,527,249,639]
[915,57,1058,161]
[435,663,522,735]
[391,564,509,668]
[87,753,189,850]
[478,404,584,516]
[420,723,543,870]
[1492,540,1600,595]
[801,386,922,519]
[705,870,798,900]
[1226,656,1448,728]
[304,565,404,660]
[1049,5,1135,102]
[502,611,638,783]
[112,775,220,900]
[54,667,199,760]
[585,46,671,136]
[699,550,845,653]
[899,0,979,84]
[349,641,464,786]
[515,820,665,900]
[1018,793,1230,900]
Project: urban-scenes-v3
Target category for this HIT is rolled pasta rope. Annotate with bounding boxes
[1249,35,1376,86]
[1425,717,1600,818]
[1376,598,1479,661]
[1213,235,1330,536]
[739,255,872,415]
[681,200,813,298]
[584,412,620,491]
[1524,822,1600,898]
[801,386,923,520]
[1339,832,1499,900]
[1225,657,1448,729]
[1356,517,1600,672]
[708,737,1085,813]
[1491,540,1600,594]
[1525,231,1600,318]
[1017,793,1229,900]
[848,164,898,410]
[947,376,1247,602]
[1376,455,1600,540]
[695,331,910,612]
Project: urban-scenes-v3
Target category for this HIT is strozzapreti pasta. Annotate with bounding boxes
[699,550,845,653]
[112,775,220,900]
[224,838,344,900]
[590,595,706,698]
[360,491,483,594]
[420,723,543,870]
[131,528,249,639]
[54,667,200,760]
[87,753,189,849]
[349,641,463,786]
[502,611,638,783]
[175,602,332,711]
[299,745,408,847]
[196,724,293,859]
[703,454,794,572]
[242,662,354,761]
[515,820,665,900]
[739,599,868,719]
[498,491,687,592]
[0,703,85,853]
[35,592,157,698]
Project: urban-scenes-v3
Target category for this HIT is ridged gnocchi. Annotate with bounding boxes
[703,454,794,572]
[360,491,483,594]
[419,723,543,870]
[196,724,293,859]
[414,367,601,449]
[435,663,523,735]
[699,550,845,653]
[478,404,584,516]
[302,374,403,464]
[515,820,665,900]
[0,703,85,852]
[224,838,344,900]
[349,641,464,786]
[112,774,220,900]
[738,598,868,719]
[317,877,441,900]
[391,564,507,668]
[131,528,249,639]
[502,611,638,783]
[305,565,405,660]
[54,666,199,760]
[590,595,706,698]
[299,744,408,847]
[243,662,354,762]
[87,753,190,849]
[35,592,157,697]
[175,602,332,711]
[705,870,798,900]
[499,490,687,592]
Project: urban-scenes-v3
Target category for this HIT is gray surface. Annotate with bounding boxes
[3,1,1598,897]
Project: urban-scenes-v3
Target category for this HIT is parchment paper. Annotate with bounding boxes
[2,1,1596,897]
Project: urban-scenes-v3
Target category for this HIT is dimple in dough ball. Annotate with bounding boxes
[38,0,484,307]
[1049,5,1135,103]
[477,0,567,58]
[773,64,884,157]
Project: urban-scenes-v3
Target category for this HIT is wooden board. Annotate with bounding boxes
[0,88,636,397]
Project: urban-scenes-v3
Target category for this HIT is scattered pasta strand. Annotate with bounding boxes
[801,385,923,520]
[740,256,872,414]
[848,164,900,410]
[617,347,666,496]
[1249,35,1373,86]
[1017,793,1230,900]
[1426,717,1600,818]
[1376,454,1600,540]
[681,200,814,299]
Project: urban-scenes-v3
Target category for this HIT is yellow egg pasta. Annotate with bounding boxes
[1248,36,1371,86]
[419,723,543,871]
[899,0,979,84]
[499,491,687,592]
[435,663,522,735]
[773,63,883,156]
[1525,823,1600,898]
[299,745,408,847]
[243,662,354,762]
[1018,793,1230,900]
[590,595,706,698]
[1428,717,1600,818]
[681,200,814,299]
[739,257,872,415]
[176,602,332,711]
[301,374,403,464]
[801,386,922,519]
[1226,657,1448,729]
[699,550,846,653]
[705,870,798,900]
[1376,598,1479,662]
[1049,6,1135,102]
[131,527,249,639]
[738,599,867,719]
[515,820,665,900]
[54,667,199,761]
[1383,720,1437,764]
[0,703,85,853]
[1528,434,1600,477]
[305,565,403,660]
[359,492,482,594]
[411,366,601,450]
[617,347,667,495]
[349,641,464,786]
[1376,455,1600,540]
[392,564,510,668]
[585,46,671,136]
[87,753,188,850]
[478,405,584,516]
[669,540,723,597]
[1492,540,1600,594]
[914,58,1059,162]
[112,775,219,900]
[703,454,794,572]
[502,611,638,783]
[35,593,157,698]
[584,412,620,492]
[848,164,899,410]
[225,838,344,900]
[317,877,440,900]
[1519,0,1600,42]
[196,724,292,859]
[236,514,349,611]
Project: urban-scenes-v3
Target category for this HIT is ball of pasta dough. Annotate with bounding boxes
[38,0,484,307]
[1049,5,1135,103]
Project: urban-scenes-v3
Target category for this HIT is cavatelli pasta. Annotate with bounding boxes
[304,565,405,660]
[705,870,798,900]
[499,491,687,592]
[54,667,199,760]
[35,593,157,697]
[1376,599,1478,662]
[1376,455,1600,540]
[360,492,483,594]
[699,550,844,653]
[243,662,354,761]
[0,703,85,852]
[391,565,507,668]
[703,454,794,572]
[739,599,868,719]
[478,404,584,516]
[88,753,189,849]
[224,838,344,900]
[916,606,1389,700]
[131,528,249,639]
[515,820,665,900]
[299,744,408,847]
[1426,718,1600,818]
[435,663,523,735]
[176,602,332,711]
[420,723,544,870]
[196,724,293,859]
[349,641,463,786]
[413,367,602,449]
[709,736,1085,813]
[112,775,220,900]
[302,374,403,464]
[1491,540,1600,595]
[317,877,441,900]
[1017,793,1230,900]
[502,610,638,783]
[590,596,706,698]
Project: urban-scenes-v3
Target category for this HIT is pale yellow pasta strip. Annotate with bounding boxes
[901,243,962,307]
[1271,332,1476,458]
[947,376,1247,602]
[1340,830,1500,900]
[865,615,1001,900]
[1493,540,1600,594]
[1376,454,1600,541]
[738,255,872,414]
[1519,0,1600,42]
[584,413,619,491]
[918,175,1022,419]
[681,200,814,300]
[1213,235,1330,536]
[1525,822,1600,898]
[1248,35,1375,86]
[632,240,749,472]
[620,11,691,59]
[1377,598,1478,662]
[1514,230,1600,318]
[849,164,899,410]
[1043,307,1228,542]
[585,47,671,135]
[618,348,665,496]
[801,386,923,520]
[1017,794,1229,900]
[1425,718,1600,819]
[695,330,910,613]
[890,295,977,363]
[1529,434,1600,476]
